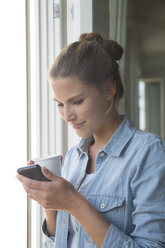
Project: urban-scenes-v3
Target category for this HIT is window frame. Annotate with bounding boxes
[26,0,93,247]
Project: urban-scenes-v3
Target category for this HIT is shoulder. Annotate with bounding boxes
[132,129,165,156]
[117,119,165,180]
[121,115,165,150]
[114,115,165,162]
[129,130,165,182]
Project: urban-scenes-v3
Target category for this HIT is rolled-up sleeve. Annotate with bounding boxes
[42,219,55,248]
[101,139,165,248]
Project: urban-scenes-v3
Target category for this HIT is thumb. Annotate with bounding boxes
[27,160,34,165]
[41,166,59,181]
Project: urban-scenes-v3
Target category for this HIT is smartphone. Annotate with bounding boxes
[17,164,51,181]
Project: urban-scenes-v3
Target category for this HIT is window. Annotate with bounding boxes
[26,1,93,247]
[138,79,165,136]
[0,1,92,247]
[93,0,165,137]
[0,1,27,247]
[124,0,165,136]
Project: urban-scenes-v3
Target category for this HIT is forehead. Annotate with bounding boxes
[50,77,99,101]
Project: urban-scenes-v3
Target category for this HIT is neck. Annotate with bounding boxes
[92,111,122,150]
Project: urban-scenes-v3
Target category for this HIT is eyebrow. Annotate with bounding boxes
[53,94,84,103]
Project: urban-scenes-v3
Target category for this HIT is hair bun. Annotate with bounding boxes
[105,40,123,61]
[79,32,104,44]
[79,32,123,61]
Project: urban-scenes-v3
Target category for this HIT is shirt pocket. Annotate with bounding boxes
[87,195,125,229]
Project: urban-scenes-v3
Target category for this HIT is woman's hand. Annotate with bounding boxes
[16,162,110,245]
[16,166,78,212]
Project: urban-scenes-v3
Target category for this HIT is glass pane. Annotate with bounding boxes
[147,82,161,135]
[0,1,27,247]
[138,80,162,135]
[93,0,165,137]
[124,0,165,137]
[138,81,146,131]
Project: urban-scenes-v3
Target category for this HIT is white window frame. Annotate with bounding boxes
[25,1,32,248]
[26,1,93,247]
[67,0,93,43]
[0,1,27,247]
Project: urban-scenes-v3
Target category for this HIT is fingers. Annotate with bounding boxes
[41,166,60,181]
[23,183,53,209]
[16,174,52,207]
[16,173,47,190]
[23,184,46,199]
[26,192,47,207]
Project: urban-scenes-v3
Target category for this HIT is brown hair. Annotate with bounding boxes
[48,32,124,104]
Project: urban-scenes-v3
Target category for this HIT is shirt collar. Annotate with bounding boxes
[77,115,136,157]
[103,115,136,157]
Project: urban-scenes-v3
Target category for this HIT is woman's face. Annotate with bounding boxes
[50,77,113,138]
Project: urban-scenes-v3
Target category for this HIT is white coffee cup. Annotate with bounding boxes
[33,155,62,176]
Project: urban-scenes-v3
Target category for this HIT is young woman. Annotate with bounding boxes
[17,33,165,248]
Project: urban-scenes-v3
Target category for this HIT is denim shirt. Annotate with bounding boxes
[43,115,165,248]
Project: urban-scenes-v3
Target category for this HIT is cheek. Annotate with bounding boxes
[79,102,94,117]
[82,101,105,120]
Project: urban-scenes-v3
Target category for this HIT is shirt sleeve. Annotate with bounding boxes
[101,139,165,248]
[42,219,55,248]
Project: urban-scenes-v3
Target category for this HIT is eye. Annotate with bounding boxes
[73,99,84,105]
[57,103,64,107]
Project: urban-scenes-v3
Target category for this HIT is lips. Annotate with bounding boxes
[72,121,86,129]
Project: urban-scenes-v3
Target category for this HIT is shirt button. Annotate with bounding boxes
[100,152,104,157]
[100,203,105,209]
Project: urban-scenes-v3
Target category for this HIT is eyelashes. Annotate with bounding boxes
[74,99,84,105]
[57,103,63,107]
[56,99,84,107]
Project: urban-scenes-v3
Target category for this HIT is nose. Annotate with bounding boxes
[63,105,76,123]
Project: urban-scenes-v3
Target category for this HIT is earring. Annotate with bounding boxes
[104,98,114,116]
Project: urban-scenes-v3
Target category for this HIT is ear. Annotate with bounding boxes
[104,80,116,101]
